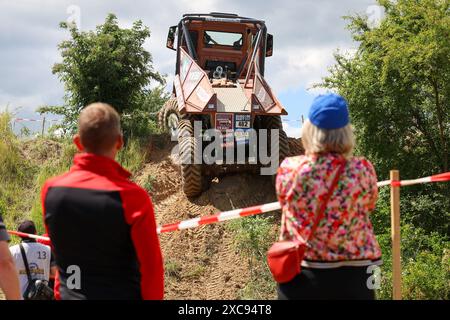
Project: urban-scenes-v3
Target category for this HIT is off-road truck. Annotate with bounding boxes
[159,12,289,197]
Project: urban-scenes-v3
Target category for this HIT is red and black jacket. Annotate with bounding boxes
[42,153,164,300]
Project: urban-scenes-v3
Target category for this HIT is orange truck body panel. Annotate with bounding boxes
[173,15,287,118]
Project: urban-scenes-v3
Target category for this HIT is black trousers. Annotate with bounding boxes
[277,266,376,300]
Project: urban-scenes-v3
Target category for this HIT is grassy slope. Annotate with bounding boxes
[0,112,146,241]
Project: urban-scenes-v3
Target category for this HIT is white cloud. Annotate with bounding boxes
[0,91,47,114]
[266,45,355,94]
[282,121,302,139]
[178,0,220,12]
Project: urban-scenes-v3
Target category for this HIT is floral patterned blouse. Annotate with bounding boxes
[276,153,382,267]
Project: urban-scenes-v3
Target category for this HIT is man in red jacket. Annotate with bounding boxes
[42,102,164,300]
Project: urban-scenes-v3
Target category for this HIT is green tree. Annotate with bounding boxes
[322,0,449,177]
[321,0,450,233]
[320,0,450,299]
[41,13,167,135]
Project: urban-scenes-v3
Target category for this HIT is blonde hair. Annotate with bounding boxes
[301,120,355,158]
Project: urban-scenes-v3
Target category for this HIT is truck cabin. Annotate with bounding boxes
[166,13,273,82]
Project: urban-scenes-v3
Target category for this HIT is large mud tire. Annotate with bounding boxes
[256,115,290,186]
[178,116,203,198]
[159,97,180,137]
[259,115,290,165]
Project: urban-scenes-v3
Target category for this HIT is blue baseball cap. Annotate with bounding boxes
[308,93,349,129]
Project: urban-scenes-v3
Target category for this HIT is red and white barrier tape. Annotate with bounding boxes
[7,230,50,242]
[377,172,450,187]
[157,202,281,234]
[13,118,61,123]
[7,172,449,240]
[156,171,449,234]
[14,118,41,122]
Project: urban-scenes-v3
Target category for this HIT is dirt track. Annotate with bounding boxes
[136,137,303,299]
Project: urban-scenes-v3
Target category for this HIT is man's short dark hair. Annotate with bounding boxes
[18,220,37,236]
[78,103,121,154]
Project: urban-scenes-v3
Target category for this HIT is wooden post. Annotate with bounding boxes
[41,117,46,137]
[390,170,402,300]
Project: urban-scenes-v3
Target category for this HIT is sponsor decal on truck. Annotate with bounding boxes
[216,113,234,131]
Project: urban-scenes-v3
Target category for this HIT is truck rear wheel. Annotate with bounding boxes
[178,116,203,198]
[159,97,180,138]
[256,115,290,186]
[258,115,290,165]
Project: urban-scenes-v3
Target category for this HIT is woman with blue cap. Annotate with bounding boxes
[274,93,382,299]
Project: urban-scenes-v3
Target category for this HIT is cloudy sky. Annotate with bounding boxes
[0,0,382,137]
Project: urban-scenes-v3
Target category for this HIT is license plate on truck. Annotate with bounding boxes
[235,114,251,129]
[234,114,251,145]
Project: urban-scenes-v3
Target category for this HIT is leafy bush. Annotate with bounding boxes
[400,188,450,236]
[122,86,168,138]
[403,250,449,300]
[228,216,278,299]
[228,216,275,261]
[376,224,449,300]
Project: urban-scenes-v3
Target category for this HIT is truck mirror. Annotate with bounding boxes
[266,34,273,57]
[166,26,177,51]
